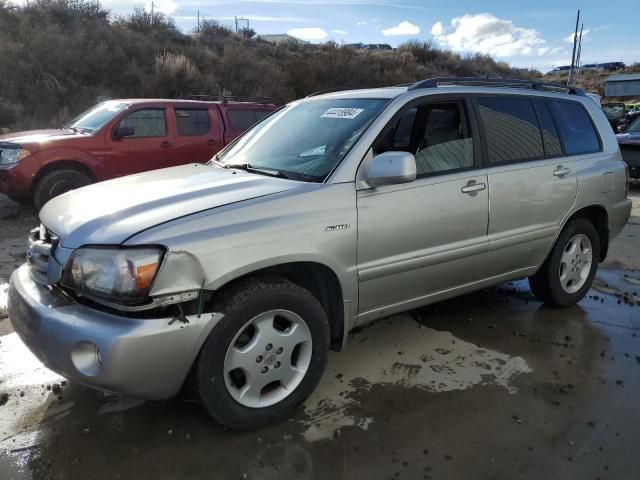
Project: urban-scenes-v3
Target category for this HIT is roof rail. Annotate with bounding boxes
[407,77,587,96]
[188,95,274,104]
[306,86,366,97]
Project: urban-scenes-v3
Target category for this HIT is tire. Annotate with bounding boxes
[528,218,600,307]
[194,278,330,430]
[32,168,92,210]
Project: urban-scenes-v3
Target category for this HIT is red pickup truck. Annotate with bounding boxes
[0,98,276,209]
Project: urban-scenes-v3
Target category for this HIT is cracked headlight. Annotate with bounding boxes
[62,247,164,304]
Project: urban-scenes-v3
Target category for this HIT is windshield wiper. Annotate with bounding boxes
[223,163,289,179]
[62,125,85,134]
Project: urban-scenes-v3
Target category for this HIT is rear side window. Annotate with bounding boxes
[547,101,601,155]
[477,97,544,164]
[227,109,264,131]
[175,108,211,136]
[533,100,562,157]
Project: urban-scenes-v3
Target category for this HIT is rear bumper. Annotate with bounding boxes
[8,264,218,399]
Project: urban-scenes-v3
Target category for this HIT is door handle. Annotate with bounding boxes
[553,165,571,177]
[160,141,174,148]
[461,181,487,194]
[207,139,216,146]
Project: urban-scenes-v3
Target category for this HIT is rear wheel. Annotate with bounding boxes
[529,218,600,307]
[32,168,92,210]
[194,278,330,430]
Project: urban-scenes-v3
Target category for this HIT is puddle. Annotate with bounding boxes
[0,333,66,452]
[300,315,531,441]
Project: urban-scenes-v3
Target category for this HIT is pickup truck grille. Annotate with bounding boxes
[27,224,58,285]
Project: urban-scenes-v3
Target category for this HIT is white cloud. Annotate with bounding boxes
[144,0,178,15]
[356,21,367,26]
[287,27,328,40]
[430,21,444,36]
[332,29,348,35]
[431,13,546,57]
[382,20,420,37]
[565,28,591,44]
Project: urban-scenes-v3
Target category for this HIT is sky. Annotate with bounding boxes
[15,0,640,72]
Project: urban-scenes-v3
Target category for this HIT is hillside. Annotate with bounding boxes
[0,0,543,131]
[544,65,640,102]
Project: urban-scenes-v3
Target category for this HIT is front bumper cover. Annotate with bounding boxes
[8,264,219,399]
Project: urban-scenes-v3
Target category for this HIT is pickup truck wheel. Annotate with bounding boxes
[528,218,600,307]
[195,278,330,430]
[32,168,92,210]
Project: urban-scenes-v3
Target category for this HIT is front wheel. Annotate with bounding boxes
[194,278,330,430]
[528,218,600,307]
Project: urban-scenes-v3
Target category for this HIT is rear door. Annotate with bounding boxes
[476,95,579,276]
[106,106,176,176]
[357,95,489,319]
[171,105,225,164]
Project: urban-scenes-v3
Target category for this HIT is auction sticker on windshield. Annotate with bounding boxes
[321,108,364,119]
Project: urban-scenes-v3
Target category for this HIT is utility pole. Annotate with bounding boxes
[568,9,580,86]
[575,24,584,71]
[151,1,154,26]
[197,10,200,32]
[234,16,249,33]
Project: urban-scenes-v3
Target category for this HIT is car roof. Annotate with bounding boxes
[106,98,272,107]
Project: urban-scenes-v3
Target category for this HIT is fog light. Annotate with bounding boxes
[71,341,102,377]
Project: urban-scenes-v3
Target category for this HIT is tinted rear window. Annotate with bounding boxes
[227,109,265,131]
[176,108,211,136]
[548,101,601,155]
[533,100,562,157]
[477,97,544,164]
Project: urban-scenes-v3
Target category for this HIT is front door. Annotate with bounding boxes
[107,107,176,177]
[356,96,489,321]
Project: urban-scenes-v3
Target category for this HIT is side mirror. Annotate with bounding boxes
[365,151,416,187]
[113,126,134,139]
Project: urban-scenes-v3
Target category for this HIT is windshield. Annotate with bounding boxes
[217,98,389,181]
[65,101,130,134]
[627,116,640,133]
[601,103,625,119]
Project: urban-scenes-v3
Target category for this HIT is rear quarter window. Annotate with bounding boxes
[547,100,601,155]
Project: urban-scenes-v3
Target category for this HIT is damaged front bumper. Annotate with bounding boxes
[8,264,219,399]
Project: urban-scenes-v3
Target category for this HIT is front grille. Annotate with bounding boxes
[27,224,58,285]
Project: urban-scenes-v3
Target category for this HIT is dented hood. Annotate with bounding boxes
[40,163,299,248]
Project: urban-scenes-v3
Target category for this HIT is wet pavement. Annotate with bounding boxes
[1,189,639,480]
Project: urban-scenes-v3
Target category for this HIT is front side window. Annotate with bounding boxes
[477,97,544,164]
[218,98,389,181]
[176,108,211,136]
[627,116,640,134]
[548,101,601,155]
[373,101,473,176]
[117,108,167,138]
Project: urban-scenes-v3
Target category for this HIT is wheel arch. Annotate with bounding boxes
[207,261,347,352]
[558,204,609,262]
[32,158,98,196]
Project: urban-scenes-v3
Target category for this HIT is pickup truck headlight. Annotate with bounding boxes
[0,147,31,165]
[62,247,164,304]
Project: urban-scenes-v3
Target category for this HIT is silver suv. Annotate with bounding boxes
[8,78,632,429]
